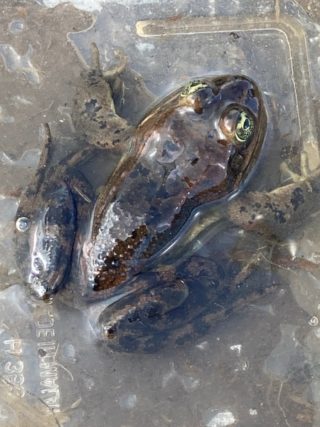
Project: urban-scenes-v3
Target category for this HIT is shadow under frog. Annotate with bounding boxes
[15,43,317,353]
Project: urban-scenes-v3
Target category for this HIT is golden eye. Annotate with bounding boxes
[235,111,254,143]
[220,109,254,144]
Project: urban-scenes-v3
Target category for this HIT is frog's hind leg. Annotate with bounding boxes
[89,44,127,115]
[95,268,192,352]
[15,123,54,204]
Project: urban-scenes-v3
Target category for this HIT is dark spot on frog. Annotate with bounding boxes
[290,187,304,211]
[85,99,101,115]
[247,88,256,98]
[229,153,244,173]
[190,157,199,166]
[264,202,286,224]
[94,224,148,291]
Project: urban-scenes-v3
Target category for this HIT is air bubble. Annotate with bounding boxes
[8,20,25,34]
[16,216,30,232]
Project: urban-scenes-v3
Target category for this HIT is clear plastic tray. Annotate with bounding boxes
[1,0,320,425]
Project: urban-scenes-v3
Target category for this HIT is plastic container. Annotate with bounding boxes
[1,0,320,425]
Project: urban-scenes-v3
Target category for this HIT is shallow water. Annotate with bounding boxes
[1,0,320,426]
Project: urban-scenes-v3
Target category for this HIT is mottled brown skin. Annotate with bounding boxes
[16,44,318,354]
[76,73,270,352]
[93,225,148,291]
[80,75,267,303]
[14,44,271,351]
[227,174,320,238]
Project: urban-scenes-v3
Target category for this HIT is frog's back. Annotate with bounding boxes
[81,75,266,296]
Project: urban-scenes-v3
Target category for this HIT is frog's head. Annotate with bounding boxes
[138,75,266,206]
[177,75,266,194]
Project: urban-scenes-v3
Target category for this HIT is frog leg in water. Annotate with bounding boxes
[95,254,277,353]
[109,60,156,123]
[72,42,133,151]
[168,154,320,285]
[40,124,94,207]
[98,268,190,352]
[87,41,156,123]
[226,161,320,281]
[15,124,94,299]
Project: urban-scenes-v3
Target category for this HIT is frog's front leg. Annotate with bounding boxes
[72,43,133,151]
[226,167,320,284]
[227,168,320,239]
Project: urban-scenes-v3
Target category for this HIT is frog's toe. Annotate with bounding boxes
[103,49,127,81]
[100,319,169,353]
[97,303,168,353]
[280,150,311,183]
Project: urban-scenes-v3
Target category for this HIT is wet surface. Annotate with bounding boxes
[1,0,320,426]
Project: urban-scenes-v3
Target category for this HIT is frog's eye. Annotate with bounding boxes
[220,109,255,144]
[16,216,30,233]
[235,111,255,143]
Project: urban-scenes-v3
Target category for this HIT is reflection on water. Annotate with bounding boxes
[0,0,320,426]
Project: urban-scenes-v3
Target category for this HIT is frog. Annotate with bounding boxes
[79,73,267,300]
[17,41,303,353]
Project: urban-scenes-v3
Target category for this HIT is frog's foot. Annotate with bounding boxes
[72,43,132,152]
[89,43,128,112]
[97,275,189,353]
[232,248,268,285]
[102,49,127,82]
[86,43,127,83]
